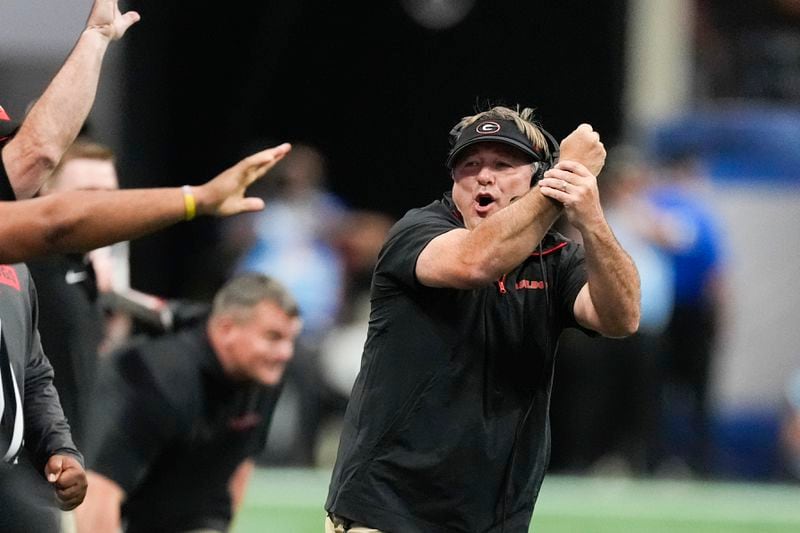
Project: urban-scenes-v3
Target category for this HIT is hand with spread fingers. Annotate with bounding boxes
[538,159,604,231]
[1,0,141,200]
[85,0,141,41]
[194,143,292,217]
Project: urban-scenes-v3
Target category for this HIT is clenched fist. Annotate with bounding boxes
[45,454,88,510]
[559,123,606,176]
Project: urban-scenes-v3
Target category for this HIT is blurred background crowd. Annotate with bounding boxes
[2,0,799,489]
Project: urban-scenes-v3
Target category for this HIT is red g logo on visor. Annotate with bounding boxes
[476,121,500,134]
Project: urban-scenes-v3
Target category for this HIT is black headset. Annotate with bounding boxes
[531,127,560,183]
[447,121,561,185]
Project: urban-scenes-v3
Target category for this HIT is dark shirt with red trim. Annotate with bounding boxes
[326,192,591,533]
[83,324,282,533]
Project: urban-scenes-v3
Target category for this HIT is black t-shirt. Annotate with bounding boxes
[326,193,590,533]
[84,325,282,533]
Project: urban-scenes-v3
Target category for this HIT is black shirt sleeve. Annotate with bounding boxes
[376,203,459,290]
[0,157,16,201]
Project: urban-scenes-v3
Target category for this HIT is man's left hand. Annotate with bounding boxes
[538,160,605,231]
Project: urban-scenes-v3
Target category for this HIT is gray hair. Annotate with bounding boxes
[211,273,300,321]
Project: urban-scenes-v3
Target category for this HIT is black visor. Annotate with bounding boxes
[446,118,545,168]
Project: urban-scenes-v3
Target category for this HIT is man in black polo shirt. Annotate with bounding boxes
[75,273,303,533]
[325,106,641,533]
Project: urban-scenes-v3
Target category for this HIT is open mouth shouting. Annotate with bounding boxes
[474,192,497,215]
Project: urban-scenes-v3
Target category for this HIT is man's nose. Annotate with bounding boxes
[476,166,495,185]
[277,341,295,361]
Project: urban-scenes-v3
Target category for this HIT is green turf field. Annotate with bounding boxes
[232,468,800,532]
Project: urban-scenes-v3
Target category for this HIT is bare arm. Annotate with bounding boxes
[417,124,606,289]
[418,189,562,288]
[74,471,126,533]
[0,143,290,264]
[540,160,640,337]
[1,0,139,198]
[228,459,255,514]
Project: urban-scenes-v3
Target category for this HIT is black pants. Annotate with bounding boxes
[0,460,61,533]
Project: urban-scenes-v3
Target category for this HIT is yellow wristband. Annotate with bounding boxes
[182,185,196,221]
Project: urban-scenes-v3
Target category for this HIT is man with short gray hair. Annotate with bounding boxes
[76,273,303,533]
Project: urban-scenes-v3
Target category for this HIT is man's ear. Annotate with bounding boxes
[530,161,546,185]
[208,314,235,344]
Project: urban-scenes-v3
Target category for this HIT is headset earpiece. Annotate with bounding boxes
[531,127,560,184]
[448,123,464,147]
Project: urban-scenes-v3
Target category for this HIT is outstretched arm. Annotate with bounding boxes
[0,143,290,264]
[539,160,640,337]
[1,0,140,198]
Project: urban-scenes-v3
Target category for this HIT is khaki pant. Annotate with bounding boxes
[325,514,383,533]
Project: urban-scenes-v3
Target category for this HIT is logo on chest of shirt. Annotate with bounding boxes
[0,266,20,291]
[227,412,263,431]
[65,269,89,285]
[515,279,547,290]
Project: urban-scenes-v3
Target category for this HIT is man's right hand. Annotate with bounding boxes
[45,454,88,511]
[194,143,292,218]
[85,0,141,41]
[559,123,606,176]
